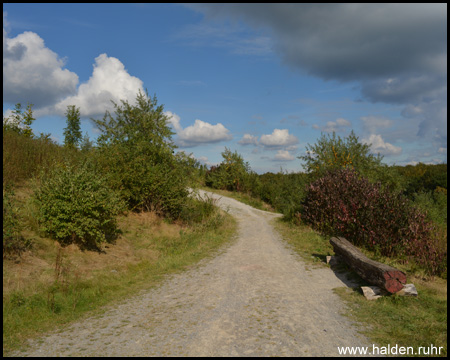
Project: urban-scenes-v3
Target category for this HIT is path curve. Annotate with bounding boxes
[13,190,373,357]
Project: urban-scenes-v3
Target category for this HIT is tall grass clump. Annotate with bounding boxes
[179,191,228,232]
[301,168,447,276]
[3,129,69,186]
[3,185,31,258]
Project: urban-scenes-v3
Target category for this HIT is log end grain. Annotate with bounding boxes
[383,270,407,293]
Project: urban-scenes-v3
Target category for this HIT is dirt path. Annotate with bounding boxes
[13,190,373,357]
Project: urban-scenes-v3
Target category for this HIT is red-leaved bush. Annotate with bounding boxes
[301,168,446,276]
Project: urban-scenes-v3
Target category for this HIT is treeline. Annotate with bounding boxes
[3,91,213,256]
[203,132,447,277]
[393,163,447,196]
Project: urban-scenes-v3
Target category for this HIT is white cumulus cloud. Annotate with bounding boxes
[179,119,232,146]
[259,129,298,148]
[165,111,182,131]
[37,54,144,118]
[3,18,79,108]
[362,134,402,156]
[238,133,258,145]
[273,150,295,161]
[165,111,232,147]
[3,13,144,118]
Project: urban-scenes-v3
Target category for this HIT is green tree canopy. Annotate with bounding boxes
[205,147,254,192]
[92,90,188,217]
[3,103,35,137]
[299,130,402,190]
[299,131,381,175]
[63,105,82,149]
[94,89,175,150]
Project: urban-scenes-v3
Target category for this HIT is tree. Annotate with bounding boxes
[205,147,254,192]
[8,103,24,130]
[299,131,381,175]
[298,130,401,190]
[80,132,94,153]
[63,105,82,149]
[93,90,188,218]
[94,89,175,150]
[22,103,35,138]
[221,147,252,191]
[3,103,35,137]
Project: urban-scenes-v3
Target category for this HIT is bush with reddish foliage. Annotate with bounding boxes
[301,168,446,276]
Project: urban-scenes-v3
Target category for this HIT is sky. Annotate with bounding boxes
[3,3,447,173]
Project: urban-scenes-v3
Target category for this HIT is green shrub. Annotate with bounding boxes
[412,189,447,229]
[257,171,308,219]
[301,168,446,276]
[34,160,126,250]
[204,165,226,190]
[205,147,260,195]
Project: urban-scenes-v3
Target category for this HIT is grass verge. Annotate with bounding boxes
[274,217,447,357]
[3,190,236,355]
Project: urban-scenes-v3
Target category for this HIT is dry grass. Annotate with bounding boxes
[3,213,162,296]
[3,207,222,295]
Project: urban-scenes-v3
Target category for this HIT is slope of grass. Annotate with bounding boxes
[3,185,236,355]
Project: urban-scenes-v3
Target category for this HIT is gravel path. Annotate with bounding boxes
[13,190,373,357]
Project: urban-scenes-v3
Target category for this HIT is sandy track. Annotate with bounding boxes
[13,190,373,357]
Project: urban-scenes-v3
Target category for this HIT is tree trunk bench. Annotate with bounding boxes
[329,237,406,294]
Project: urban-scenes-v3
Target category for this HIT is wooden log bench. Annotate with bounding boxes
[329,237,406,294]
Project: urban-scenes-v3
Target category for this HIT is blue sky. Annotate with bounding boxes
[3,3,447,173]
